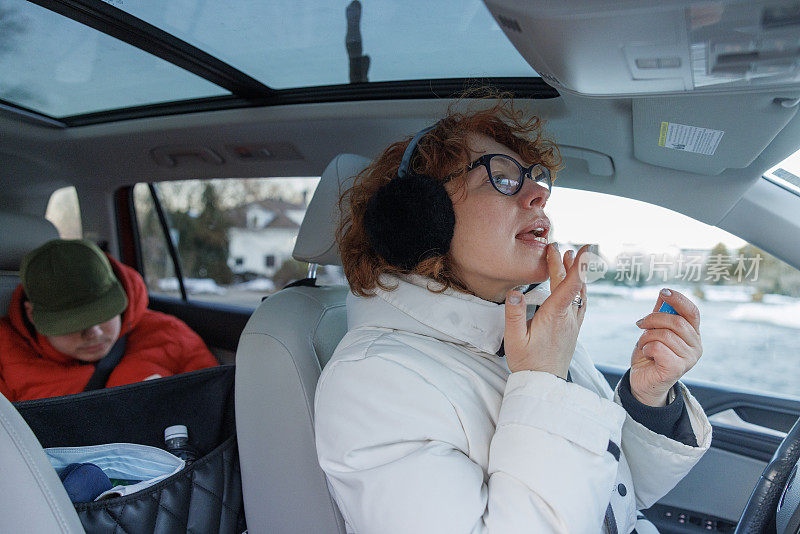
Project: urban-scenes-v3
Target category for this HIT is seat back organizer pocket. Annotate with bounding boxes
[14,365,245,534]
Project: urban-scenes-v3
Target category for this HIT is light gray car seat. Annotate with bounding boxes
[0,210,59,316]
[0,210,84,533]
[0,392,85,533]
[235,154,370,534]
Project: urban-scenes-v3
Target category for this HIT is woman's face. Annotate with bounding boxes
[447,133,551,302]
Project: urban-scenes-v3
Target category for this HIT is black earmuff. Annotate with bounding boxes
[364,125,456,270]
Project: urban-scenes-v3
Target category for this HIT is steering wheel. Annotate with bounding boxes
[734,415,800,533]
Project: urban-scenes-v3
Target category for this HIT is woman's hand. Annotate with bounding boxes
[503,244,590,377]
[629,289,703,406]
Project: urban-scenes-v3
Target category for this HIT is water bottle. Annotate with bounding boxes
[164,425,198,465]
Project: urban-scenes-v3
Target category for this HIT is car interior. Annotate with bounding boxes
[4,0,800,533]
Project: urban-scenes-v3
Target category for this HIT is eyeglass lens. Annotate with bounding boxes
[488,155,550,195]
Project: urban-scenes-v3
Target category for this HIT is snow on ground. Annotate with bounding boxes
[588,282,800,330]
[157,277,799,331]
[588,282,755,302]
[701,285,756,302]
[762,293,798,305]
[156,278,227,295]
[728,301,800,330]
[586,283,697,301]
[234,278,276,292]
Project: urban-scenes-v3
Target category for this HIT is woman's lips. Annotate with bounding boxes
[515,232,548,248]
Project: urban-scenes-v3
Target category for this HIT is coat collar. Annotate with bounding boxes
[347,274,550,355]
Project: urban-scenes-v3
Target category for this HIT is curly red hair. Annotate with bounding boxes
[337,93,561,297]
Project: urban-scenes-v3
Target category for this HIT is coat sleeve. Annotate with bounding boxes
[315,351,628,534]
[165,317,219,373]
[576,343,712,510]
[616,369,697,446]
[613,377,712,509]
[0,368,14,402]
[0,326,17,402]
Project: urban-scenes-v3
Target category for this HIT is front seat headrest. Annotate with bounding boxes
[292,154,371,266]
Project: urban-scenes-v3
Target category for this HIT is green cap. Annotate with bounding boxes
[21,239,128,336]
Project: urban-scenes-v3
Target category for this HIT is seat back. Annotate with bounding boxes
[0,391,85,533]
[235,154,369,534]
[0,211,82,532]
[0,211,59,316]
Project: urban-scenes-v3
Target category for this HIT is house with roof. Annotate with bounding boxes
[226,199,306,278]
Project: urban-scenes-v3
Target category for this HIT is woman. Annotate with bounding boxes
[314,97,711,533]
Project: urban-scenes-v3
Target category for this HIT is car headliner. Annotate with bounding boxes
[2,1,800,273]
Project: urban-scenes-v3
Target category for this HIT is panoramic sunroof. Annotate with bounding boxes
[1,0,537,120]
[110,0,535,88]
[0,0,230,118]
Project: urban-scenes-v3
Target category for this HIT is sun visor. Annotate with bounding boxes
[632,92,799,174]
[483,0,800,97]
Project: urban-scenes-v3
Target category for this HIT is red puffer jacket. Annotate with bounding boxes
[0,255,218,402]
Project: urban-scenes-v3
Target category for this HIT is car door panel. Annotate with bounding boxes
[654,448,765,526]
[599,365,800,532]
[148,295,252,354]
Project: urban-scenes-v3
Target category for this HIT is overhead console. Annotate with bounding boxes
[483,0,800,176]
[483,0,800,97]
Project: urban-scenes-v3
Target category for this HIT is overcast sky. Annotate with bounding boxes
[544,187,747,261]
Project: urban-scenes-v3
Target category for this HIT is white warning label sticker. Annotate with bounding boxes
[658,122,724,155]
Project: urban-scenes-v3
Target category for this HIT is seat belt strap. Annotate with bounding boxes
[83,335,128,392]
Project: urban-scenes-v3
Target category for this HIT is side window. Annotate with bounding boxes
[546,187,800,399]
[45,186,82,238]
[133,184,177,292]
[133,177,336,308]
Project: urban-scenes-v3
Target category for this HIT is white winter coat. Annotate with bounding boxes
[314,274,712,533]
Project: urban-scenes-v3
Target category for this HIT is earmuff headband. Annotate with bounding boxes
[397,125,435,178]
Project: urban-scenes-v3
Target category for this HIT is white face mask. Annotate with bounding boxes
[46,442,185,500]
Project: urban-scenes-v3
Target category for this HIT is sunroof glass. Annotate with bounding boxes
[0,0,230,118]
[109,0,536,89]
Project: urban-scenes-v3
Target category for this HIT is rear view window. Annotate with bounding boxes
[45,186,82,238]
[134,177,344,308]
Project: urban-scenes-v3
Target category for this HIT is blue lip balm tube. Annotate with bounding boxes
[658,302,679,315]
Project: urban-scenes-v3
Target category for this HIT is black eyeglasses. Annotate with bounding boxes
[467,154,552,196]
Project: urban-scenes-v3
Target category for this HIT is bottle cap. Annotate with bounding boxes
[164,425,188,441]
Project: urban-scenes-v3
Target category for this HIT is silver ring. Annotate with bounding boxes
[572,295,583,309]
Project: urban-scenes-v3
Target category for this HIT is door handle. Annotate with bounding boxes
[709,408,788,439]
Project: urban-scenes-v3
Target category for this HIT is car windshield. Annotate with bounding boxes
[0,0,536,118]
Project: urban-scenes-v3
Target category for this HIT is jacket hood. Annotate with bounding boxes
[347,274,549,355]
[7,254,149,365]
